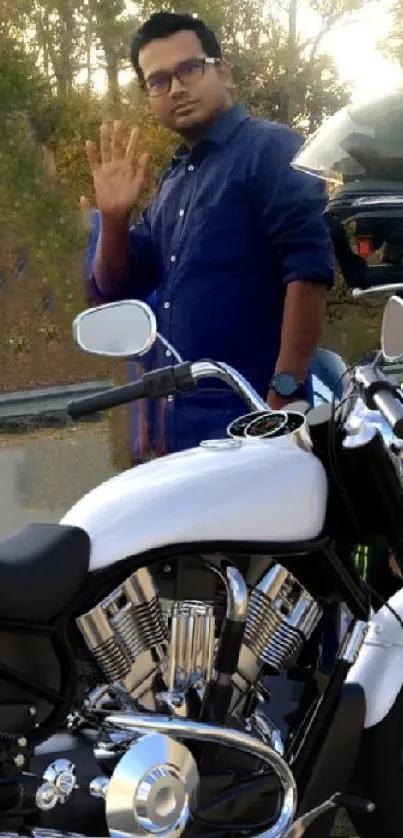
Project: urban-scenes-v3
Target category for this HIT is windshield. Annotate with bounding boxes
[292,107,374,185]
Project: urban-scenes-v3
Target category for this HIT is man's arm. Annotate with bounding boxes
[86,207,159,304]
[275,280,328,381]
[251,123,335,406]
[84,121,160,304]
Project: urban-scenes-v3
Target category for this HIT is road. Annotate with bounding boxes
[0,422,115,538]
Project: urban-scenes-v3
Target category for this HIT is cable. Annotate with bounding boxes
[363,579,403,631]
[324,367,403,634]
[326,366,361,537]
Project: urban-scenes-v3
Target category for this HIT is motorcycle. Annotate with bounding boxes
[1,293,403,838]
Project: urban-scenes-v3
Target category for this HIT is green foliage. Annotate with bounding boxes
[380,0,403,66]
[0,39,83,301]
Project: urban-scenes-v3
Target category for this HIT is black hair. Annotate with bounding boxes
[130,11,222,80]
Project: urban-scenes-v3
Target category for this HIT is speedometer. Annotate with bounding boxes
[245,412,288,439]
[227,411,269,438]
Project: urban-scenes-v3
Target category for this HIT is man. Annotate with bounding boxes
[85,10,335,456]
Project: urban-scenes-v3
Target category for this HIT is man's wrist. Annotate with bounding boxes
[100,210,132,233]
[269,371,306,399]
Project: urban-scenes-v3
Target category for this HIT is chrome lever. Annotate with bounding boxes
[283,792,375,837]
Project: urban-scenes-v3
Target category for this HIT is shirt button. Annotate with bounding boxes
[188,164,195,172]
[168,395,174,403]
[163,302,170,309]
[165,350,171,358]
[179,209,185,217]
[170,255,177,263]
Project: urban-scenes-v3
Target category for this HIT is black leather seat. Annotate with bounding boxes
[0,523,90,622]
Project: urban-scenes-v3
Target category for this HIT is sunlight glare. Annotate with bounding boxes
[323,1,403,103]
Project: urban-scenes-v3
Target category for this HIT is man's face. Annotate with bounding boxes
[138,30,233,136]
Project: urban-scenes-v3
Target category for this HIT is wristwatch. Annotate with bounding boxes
[269,372,305,399]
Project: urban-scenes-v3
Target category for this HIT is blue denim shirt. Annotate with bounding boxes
[87,105,335,455]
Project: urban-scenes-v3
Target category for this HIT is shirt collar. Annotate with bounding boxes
[172,104,248,164]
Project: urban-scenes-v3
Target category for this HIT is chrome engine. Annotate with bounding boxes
[64,562,325,838]
[76,563,323,721]
[76,568,168,709]
[167,601,215,694]
[232,565,322,712]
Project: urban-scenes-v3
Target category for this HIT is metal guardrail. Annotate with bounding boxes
[0,380,113,430]
[0,360,401,433]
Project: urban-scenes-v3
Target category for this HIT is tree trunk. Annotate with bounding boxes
[279,0,298,125]
[105,51,121,111]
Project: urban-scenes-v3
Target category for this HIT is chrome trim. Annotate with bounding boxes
[190,361,268,412]
[106,713,297,838]
[244,412,288,439]
[73,299,157,358]
[225,566,249,623]
[283,795,339,837]
[158,334,183,363]
[339,619,368,665]
[167,601,215,693]
[248,709,285,757]
[227,410,268,439]
[352,283,403,298]
[241,565,322,673]
[36,760,77,811]
[76,567,166,691]
[343,420,377,449]
[105,733,199,838]
[89,776,109,799]
[284,412,312,452]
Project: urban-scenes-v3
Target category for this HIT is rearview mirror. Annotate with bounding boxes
[73,300,157,358]
[381,295,403,362]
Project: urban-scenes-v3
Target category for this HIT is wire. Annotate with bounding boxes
[364,579,403,631]
[326,366,361,537]
[325,367,403,634]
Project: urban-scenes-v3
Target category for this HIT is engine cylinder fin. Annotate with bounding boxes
[76,568,167,687]
[241,565,322,674]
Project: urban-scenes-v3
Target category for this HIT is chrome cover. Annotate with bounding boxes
[105,732,199,838]
[107,713,297,838]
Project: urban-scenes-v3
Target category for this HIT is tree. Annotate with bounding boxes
[0,38,83,300]
[379,0,403,66]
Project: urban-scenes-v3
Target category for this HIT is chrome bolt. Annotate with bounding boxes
[55,770,76,796]
[89,776,109,799]
[36,781,59,811]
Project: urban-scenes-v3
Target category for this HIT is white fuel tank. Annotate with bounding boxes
[61,437,328,572]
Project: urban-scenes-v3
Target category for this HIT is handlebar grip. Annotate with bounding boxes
[356,365,403,439]
[372,388,403,439]
[68,363,196,419]
[68,380,147,419]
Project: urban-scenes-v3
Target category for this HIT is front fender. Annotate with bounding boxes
[346,586,403,728]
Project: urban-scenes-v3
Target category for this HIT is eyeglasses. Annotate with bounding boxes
[143,57,221,97]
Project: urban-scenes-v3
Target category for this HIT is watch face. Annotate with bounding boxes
[273,372,298,397]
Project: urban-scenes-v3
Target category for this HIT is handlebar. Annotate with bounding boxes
[68,360,267,420]
[68,353,403,443]
[68,379,147,419]
[355,365,403,439]
[352,283,403,298]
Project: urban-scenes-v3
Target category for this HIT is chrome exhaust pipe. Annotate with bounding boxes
[106,713,297,838]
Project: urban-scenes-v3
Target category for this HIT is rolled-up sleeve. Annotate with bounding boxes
[251,123,336,288]
[85,207,159,303]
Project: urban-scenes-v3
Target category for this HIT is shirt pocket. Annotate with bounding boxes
[189,204,252,268]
